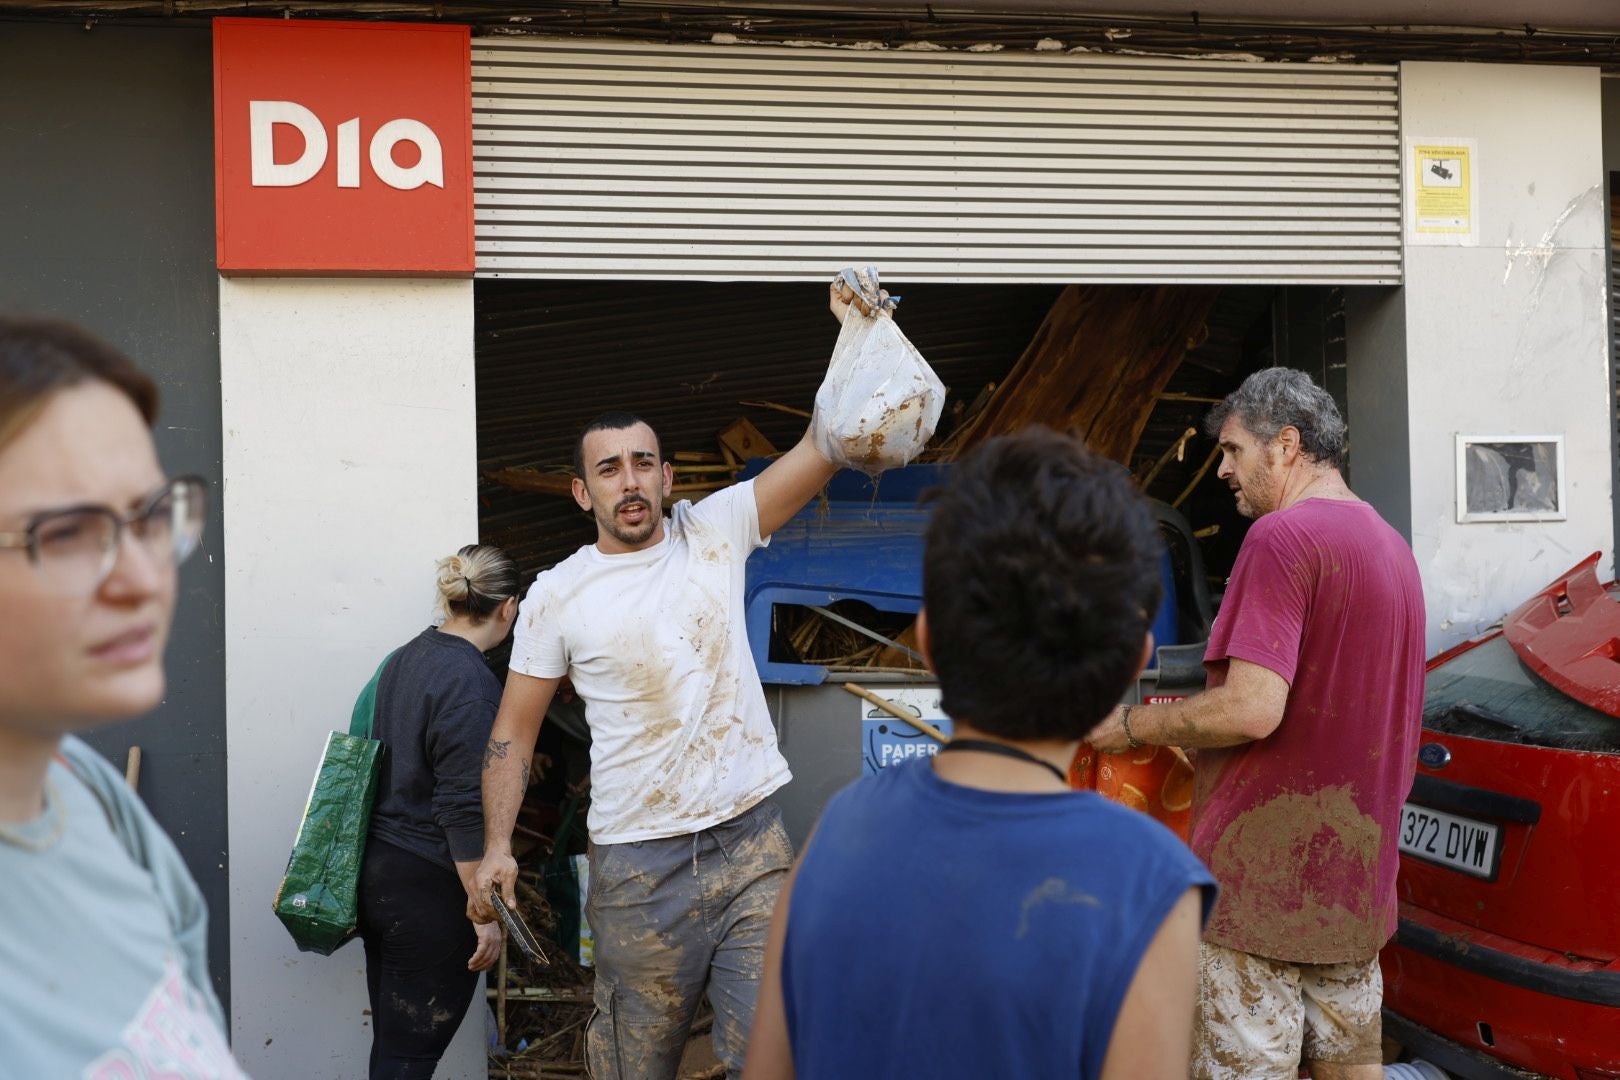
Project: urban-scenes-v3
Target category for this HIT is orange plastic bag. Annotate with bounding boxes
[1069,743,1195,843]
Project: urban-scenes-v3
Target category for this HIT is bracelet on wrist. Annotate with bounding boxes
[1122,704,1144,750]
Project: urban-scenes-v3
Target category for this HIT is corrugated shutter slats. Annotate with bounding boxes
[473,39,1401,284]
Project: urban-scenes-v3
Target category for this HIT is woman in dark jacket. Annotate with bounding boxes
[359,543,521,1079]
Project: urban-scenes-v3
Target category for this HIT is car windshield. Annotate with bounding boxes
[1425,634,1620,753]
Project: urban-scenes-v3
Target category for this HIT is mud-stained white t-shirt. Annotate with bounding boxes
[510,480,791,844]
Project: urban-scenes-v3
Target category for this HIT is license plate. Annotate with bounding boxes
[1399,802,1502,880]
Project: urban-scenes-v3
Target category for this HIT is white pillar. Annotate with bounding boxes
[1351,62,1613,654]
[220,278,484,1078]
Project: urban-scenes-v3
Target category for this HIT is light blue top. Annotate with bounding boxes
[0,736,245,1079]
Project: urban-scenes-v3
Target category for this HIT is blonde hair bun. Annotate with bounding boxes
[433,545,520,623]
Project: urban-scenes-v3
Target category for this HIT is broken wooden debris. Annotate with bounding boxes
[739,399,812,420]
[842,682,948,743]
[718,417,777,461]
[486,468,575,498]
[1174,445,1222,509]
[486,987,593,1003]
[1138,426,1198,492]
[946,283,1219,464]
[773,604,927,673]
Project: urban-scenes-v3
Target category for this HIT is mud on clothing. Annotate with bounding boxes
[1194,941,1384,1079]
[0,737,244,1080]
[1195,497,1426,964]
[509,479,791,845]
[358,834,480,1080]
[781,759,1215,1080]
[510,480,793,1078]
[585,799,792,1080]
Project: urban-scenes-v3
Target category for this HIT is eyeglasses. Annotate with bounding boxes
[0,476,208,595]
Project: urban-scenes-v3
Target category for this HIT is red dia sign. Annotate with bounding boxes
[213,18,474,275]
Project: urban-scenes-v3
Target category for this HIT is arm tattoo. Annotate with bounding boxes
[483,738,511,771]
[520,758,531,788]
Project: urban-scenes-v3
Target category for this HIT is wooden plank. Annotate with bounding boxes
[950,284,1219,464]
[718,418,777,461]
[485,467,576,498]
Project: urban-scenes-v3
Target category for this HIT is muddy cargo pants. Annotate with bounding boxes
[585,800,793,1080]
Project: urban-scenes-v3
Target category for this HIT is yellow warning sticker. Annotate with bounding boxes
[1409,139,1477,244]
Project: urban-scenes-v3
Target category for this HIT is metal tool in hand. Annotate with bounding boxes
[490,887,549,966]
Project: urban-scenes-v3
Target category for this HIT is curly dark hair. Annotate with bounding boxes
[922,428,1163,741]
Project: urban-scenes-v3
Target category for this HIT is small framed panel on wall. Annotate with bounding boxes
[1456,434,1566,523]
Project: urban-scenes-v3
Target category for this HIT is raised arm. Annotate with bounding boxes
[469,670,560,921]
[753,436,840,540]
[751,280,883,538]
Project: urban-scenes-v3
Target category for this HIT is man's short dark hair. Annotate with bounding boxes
[573,411,662,477]
[922,428,1163,741]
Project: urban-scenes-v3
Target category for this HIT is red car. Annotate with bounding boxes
[1381,553,1620,1079]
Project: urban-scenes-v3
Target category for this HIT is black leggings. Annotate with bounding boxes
[358,835,480,1080]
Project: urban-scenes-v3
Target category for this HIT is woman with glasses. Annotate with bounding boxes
[358,543,521,1080]
[0,318,240,1077]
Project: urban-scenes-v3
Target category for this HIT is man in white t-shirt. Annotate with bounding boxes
[473,286,868,1079]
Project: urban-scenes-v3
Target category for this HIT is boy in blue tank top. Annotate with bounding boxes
[744,428,1216,1080]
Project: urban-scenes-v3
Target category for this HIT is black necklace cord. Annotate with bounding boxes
[936,738,1069,786]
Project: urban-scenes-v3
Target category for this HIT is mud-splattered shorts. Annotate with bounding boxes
[585,799,793,1080]
[1193,941,1383,1080]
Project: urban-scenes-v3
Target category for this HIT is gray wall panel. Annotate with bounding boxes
[1345,286,1412,543]
[0,20,228,1010]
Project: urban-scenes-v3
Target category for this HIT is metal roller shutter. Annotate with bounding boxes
[473,38,1400,284]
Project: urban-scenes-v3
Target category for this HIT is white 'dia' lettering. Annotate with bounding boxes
[248,101,445,190]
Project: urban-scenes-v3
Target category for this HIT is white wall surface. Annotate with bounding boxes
[220,278,485,1079]
[1396,62,1613,653]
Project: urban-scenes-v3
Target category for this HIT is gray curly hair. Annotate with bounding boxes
[1205,367,1346,468]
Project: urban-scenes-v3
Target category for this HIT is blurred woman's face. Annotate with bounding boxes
[0,382,175,736]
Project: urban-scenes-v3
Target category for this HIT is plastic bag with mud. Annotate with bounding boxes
[811,278,946,474]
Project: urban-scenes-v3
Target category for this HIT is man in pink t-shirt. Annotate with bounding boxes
[1091,367,1425,1080]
